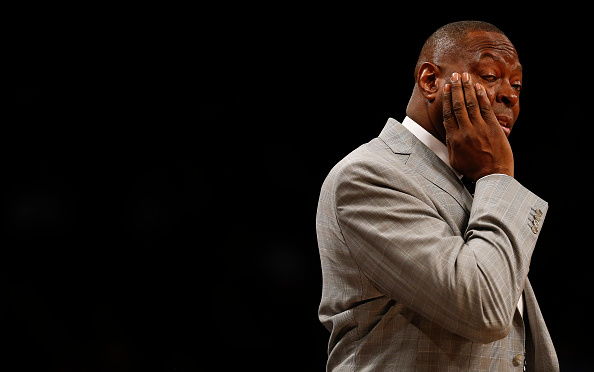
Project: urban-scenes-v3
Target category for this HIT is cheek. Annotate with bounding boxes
[512,103,520,121]
[485,88,497,104]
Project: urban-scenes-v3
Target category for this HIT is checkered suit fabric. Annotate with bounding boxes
[316,119,558,371]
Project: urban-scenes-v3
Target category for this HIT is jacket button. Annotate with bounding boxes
[512,353,524,367]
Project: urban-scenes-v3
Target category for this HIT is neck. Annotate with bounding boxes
[406,91,446,145]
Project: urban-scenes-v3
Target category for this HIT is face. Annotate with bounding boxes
[433,31,522,139]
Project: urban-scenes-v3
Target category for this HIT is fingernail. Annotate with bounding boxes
[444,84,451,93]
[451,73,459,82]
[462,72,469,82]
[474,83,482,91]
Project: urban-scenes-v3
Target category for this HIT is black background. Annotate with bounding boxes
[6,6,591,371]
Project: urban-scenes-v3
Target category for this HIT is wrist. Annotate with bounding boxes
[474,166,514,182]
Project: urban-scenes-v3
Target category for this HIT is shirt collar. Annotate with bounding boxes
[401,116,462,179]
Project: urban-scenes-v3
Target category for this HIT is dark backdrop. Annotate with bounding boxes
[6,7,590,371]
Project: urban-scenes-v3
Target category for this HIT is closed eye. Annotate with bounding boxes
[481,75,497,82]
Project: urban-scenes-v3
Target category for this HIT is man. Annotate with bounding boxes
[316,21,559,371]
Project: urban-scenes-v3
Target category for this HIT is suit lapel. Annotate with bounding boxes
[379,118,473,215]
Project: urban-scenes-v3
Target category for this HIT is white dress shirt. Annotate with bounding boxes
[401,116,524,317]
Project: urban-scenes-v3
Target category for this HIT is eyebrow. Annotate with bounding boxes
[479,52,523,72]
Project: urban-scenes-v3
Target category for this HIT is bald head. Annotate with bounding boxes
[414,21,506,80]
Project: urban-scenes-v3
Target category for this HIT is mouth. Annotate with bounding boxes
[496,116,512,137]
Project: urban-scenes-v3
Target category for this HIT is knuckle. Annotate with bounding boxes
[452,101,465,113]
[443,109,455,121]
[465,99,478,110]
[480,104,492,115]
[455,130,470,143]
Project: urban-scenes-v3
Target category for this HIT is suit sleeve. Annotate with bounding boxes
[335,162,547,343]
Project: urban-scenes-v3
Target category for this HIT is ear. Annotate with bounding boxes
[416,62,442,101]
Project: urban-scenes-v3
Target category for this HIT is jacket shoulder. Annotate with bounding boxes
[322,137,408,189]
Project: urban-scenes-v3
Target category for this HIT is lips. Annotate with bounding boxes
[496,115,512,137]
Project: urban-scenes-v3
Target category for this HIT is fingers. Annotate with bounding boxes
[443,73,468,133]
[461,73,481,123]
[474,82,498,125]
[443,72,486,129]
[442,81,458,131]
[450,72,470,127]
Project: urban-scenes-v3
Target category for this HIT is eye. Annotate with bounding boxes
[512,83,522,92]
[481,74,497,82]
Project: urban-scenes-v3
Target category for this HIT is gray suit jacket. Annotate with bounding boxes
[316,119,559,371]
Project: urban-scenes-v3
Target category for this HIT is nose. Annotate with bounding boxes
[496,80,519,107]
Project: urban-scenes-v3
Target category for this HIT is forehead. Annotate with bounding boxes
[464,31,522,70]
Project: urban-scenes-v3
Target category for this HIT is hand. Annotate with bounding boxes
[442,72,514,182]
